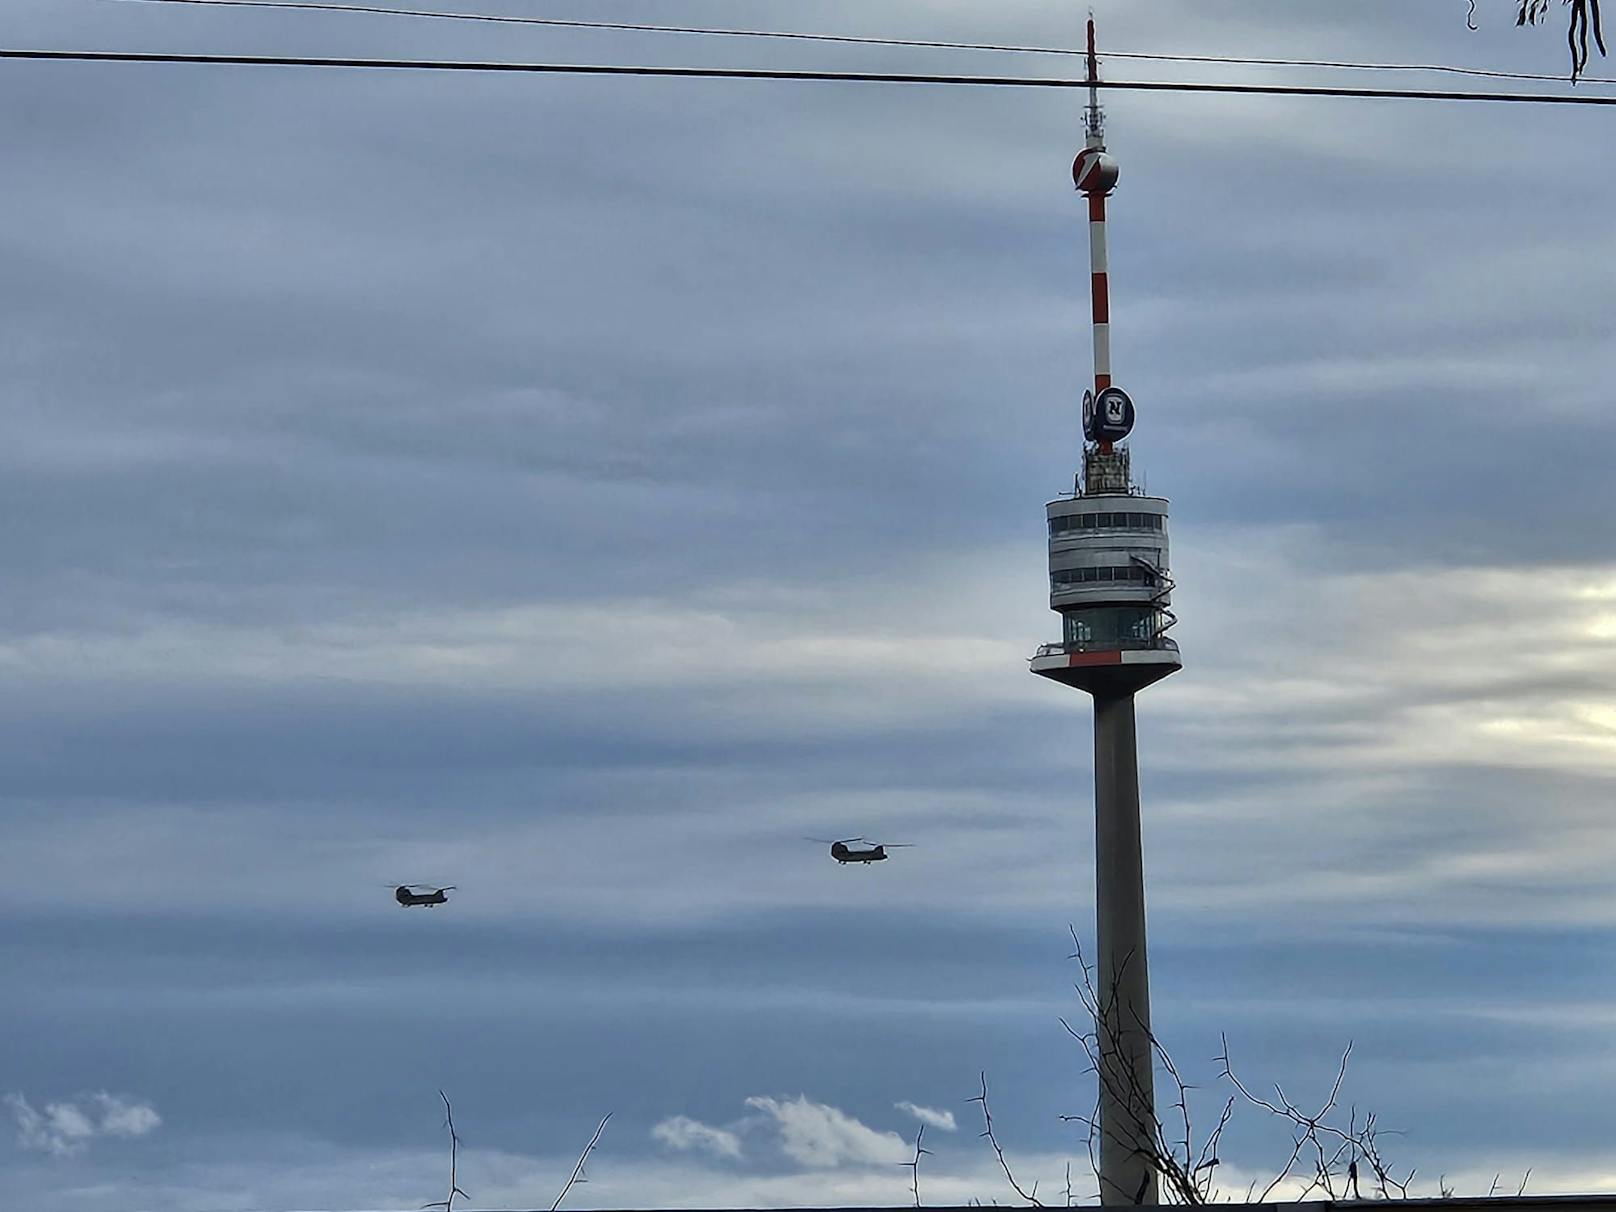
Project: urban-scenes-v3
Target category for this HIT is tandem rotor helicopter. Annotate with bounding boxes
[385,833,915,907]
[806,837,914,865]
[393,884,455,907]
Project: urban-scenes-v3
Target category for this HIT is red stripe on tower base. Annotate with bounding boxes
[1068,650,1123,668]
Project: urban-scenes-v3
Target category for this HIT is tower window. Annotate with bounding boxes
[1050,512,1165,536]
[1051,565,1158,589]
[1061,606,1165,651]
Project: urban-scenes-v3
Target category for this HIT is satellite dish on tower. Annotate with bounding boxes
[1086,386,1135,443]
[1073,148,1119,195]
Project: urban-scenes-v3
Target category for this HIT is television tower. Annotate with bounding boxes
[1028,16,1180,1205]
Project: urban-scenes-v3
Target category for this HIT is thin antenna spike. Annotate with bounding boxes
[1085,12,1104,147]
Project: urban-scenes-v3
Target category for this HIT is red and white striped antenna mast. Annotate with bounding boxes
[1072,13,1125,459]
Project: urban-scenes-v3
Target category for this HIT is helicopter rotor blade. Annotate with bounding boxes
[804,837,864,846]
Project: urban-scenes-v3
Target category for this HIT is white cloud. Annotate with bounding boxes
[743,1095,908,1169]
[894,1101,958,1132]
[7,1093,161,1156]
[88,1094,162,1140]
[651,1115,743,1160]
[9,1096,90,1158]
[0,1137,1089,1212]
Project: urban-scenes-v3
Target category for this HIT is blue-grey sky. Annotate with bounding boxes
[6,1,1616,1208]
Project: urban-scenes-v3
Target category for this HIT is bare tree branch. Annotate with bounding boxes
[550,1113,611,1212]
[422,1090,469,1212]
[1517,0,1607,78]
[971,1071,1045,1206]
[900,1123,933,1207]
[1060,927,1437,1205]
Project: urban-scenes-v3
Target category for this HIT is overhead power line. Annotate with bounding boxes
[10,46,1616,104]
[104,0,1091,55]
[1105,47,1616,86]
[103,0,1616,87]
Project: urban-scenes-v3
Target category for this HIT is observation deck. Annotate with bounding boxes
[1031,444,1180,696]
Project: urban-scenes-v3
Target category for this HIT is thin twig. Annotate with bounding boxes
[550,1113,611,1211]
[900,1123,933,1207]
[422,1090,469,1212]
[971,1071,1045,1206]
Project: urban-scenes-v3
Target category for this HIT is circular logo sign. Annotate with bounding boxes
[1080,390,1095,439]
[1090,386,1135,443]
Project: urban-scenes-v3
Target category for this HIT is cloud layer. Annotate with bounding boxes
[7,1093,162,1157]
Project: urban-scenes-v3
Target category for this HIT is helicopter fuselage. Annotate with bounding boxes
[395,886,450,906]
[830,843,887,864]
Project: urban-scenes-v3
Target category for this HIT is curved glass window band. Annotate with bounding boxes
[1062,606,1165,649]
[1051,564,1159,588]
[1049,512,1165,537]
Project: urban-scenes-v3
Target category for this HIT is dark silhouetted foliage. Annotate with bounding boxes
[1517,0,1607,79]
